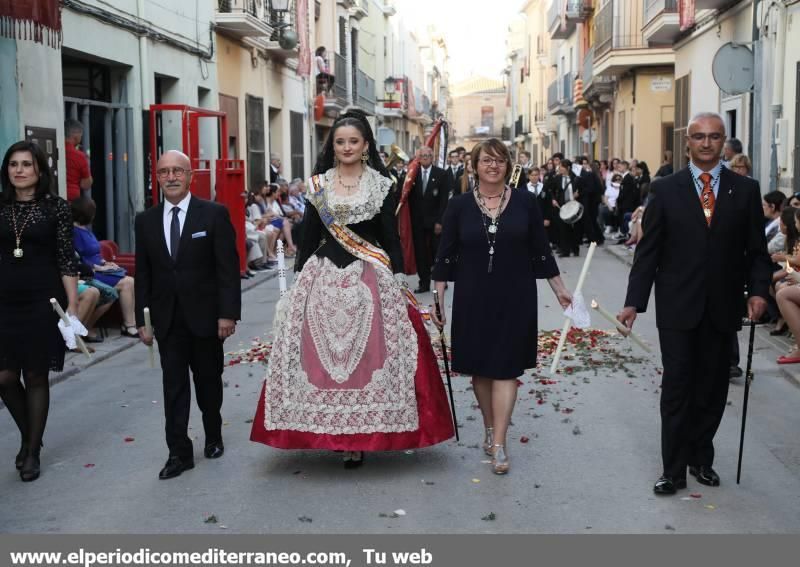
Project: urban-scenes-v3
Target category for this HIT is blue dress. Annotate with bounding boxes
[432,189,559,379]
[73,226,125,287]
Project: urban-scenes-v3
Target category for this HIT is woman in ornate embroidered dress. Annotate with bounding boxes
[250,111,455,467]
[430,139,572,475]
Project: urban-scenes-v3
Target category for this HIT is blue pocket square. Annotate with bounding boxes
[191,231,207,239]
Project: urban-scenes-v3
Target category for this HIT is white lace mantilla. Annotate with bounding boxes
[263,256,420,434]
[318,167,392,225]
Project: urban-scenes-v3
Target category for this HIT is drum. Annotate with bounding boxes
[559,200,584,224]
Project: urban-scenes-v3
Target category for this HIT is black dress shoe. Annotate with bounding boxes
[158,456,194,480]
[653,475,687,495]
[729,365,743,379]
[413,285,430,294]
[204,442,224,459]
[689,465,720,486]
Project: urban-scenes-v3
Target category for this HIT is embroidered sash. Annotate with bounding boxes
[307,174,395,273]
[307,174,423,312]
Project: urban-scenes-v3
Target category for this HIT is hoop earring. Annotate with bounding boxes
[361,151,369,163]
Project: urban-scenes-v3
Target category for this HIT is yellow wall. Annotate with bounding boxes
[612,69,674,168]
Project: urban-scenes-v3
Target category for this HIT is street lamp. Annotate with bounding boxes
[270,0,290,11]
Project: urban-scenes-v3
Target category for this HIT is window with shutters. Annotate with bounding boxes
[290,111,304,180]
[674,73,690,170]
[246,95,265,192]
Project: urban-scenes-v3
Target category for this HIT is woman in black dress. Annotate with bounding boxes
[0,141,80,481]
[431,138,572,475]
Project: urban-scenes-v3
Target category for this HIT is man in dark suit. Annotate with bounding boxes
[579,157,605,245]
[617,113,770,495]
[135,150,242,480]
[269,153,281,183]
[408,146,452,293]
[445,149,463,190]
[615,160,639,239]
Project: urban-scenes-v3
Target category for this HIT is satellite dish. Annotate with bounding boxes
[712,43,754,96]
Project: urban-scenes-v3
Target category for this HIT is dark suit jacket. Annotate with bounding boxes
[409,165,452,230]
[134,196,242,340]
[617,172,640,214]
[445,165,463,190]
[624,167,771,332]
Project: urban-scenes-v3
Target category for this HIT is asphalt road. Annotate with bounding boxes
[1,247,799,533]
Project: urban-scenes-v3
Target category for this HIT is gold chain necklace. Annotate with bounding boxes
[10,201,35,258]
[335,167,363,194]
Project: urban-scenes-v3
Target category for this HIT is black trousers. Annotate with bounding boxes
[415,226,439,286]
[158,306,224,458]
[583,198,604,244]
[658,315,733,479]
[557,217,580,255]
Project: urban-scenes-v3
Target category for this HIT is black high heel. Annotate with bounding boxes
[15,443,28,471]
[20,448,41,482]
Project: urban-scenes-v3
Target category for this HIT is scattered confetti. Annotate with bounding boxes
[520,436,530,443]
[393,509,406,516]
[690,493,702,499]
[124,437,135,443]
[83,463,95,468]
[704,505,716,510]
[572,426,582,436]
[472,478,481,483]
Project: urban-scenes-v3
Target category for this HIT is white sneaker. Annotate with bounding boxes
[604,226,613,235]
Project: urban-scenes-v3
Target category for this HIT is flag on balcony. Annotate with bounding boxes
[679,0,696,31]
[0,0,61,48]
[295,0,311,76]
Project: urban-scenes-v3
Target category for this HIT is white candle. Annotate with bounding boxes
[550,242,597,374]
[50,298,91,359]
[590,299,652,353]
[277,240,287,297]
[143,307,155,368]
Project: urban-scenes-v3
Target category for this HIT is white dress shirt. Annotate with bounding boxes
[163,192,192,256]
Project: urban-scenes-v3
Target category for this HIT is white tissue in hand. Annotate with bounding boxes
[68,314,88,337]
[563,291,591,329]
[58,320,77,349]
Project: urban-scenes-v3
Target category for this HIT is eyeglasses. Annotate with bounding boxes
[156,167,190,178]
[478,157,508,166]
[687,133,724,142]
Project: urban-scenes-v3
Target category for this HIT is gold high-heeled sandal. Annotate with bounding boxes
[482,428,494,456]
[491,444,509,475]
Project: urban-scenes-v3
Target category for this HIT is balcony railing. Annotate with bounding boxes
[594,0,646,59]
[547,79,559,110]
[549,1,577,39]
[582,45,613,93]
[645,0,678,26]
[356,69,376,113]
[565,0,593,22]
[218,0,259,17]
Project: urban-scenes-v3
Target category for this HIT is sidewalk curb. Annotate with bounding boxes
[600,245,800,389]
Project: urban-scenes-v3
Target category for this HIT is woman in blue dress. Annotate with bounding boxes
[431,138,572,475]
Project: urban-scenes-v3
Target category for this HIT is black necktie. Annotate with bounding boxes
[170,206,181,261]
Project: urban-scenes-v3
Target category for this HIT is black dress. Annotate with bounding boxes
[432,189,559,379]
[0,196,78,373]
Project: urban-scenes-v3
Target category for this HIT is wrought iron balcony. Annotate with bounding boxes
[216,0,270,39]
[582,46,614,97]
[547,78,559,110]
[593,0,646,59]
[643,0,680,45]
[548,1,576,40]
[565,0,593,23]
[355,69,376,114]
